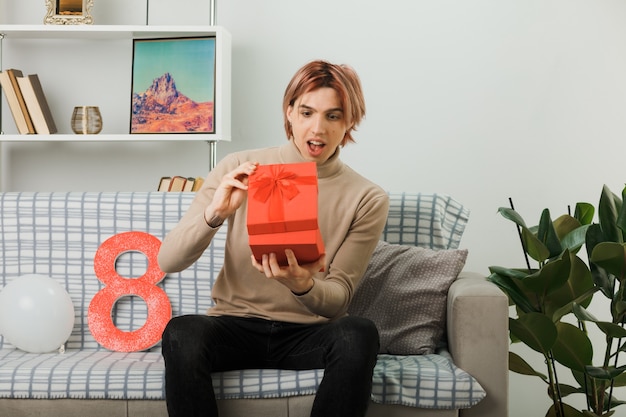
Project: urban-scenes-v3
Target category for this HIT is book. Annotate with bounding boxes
[0,69,35,134]
[158,176,203,191]
[16,74,58,134]
[157,176,171,191]
[191,176,204,191]
[168,176,187,191]
[183,177,196,192]
[7,69,36,134]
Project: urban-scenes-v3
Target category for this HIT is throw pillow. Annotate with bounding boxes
[382,193,470,250]
[348,241,468,355]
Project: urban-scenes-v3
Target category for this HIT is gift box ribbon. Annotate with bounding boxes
[251,165,317,231]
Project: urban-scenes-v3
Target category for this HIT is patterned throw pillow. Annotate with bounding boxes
[348,241,468,355]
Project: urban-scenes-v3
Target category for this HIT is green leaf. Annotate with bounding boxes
[508,351,547,380]
[595,321,626,338]
[586,224,614,299]
[586,223,607,255]
[571,369,586,388]
[551,322,593,372]
[585,364,626,380]
[554,215,582,241]
[545,255,595,319]
[572,303,599,322]
[488,266,532,280]
[560,225,591,254]
[497,207,527,228]
[554,383,583,397]
[591,242,626,281]
[618,184,626,237]
[574,202,595,226]
[523,250,572,296]
[538,209,563,258]
[497,206,550,262]
[598,185,622,244]
[613,370,626,387]
[522,226,551,263]
[487,272,538,313]
[571,303,626,337]
[606,396,626,411]
[551,287,598,323]
[509,313,557,355]
[546,403,584,416]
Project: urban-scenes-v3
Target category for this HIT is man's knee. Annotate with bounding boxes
[334,316,379,359]
[162,315,211,361]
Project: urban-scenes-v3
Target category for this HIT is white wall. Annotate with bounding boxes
[3,0,626,415]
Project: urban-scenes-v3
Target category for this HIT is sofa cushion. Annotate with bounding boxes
[349,241,468,355]
[372,353,485,409]
[0,348,484,409]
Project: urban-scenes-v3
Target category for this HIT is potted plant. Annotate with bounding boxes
[488,185,626,417]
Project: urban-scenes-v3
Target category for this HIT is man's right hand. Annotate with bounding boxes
[204,162,259,226]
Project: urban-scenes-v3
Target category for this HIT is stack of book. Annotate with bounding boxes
[157,176,205,192]
[0,68,57,134]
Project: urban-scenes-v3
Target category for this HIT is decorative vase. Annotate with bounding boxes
[71,106,102,134]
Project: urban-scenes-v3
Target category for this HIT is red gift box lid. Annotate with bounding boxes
[247,162,319,235]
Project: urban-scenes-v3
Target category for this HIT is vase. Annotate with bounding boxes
[71,106,102,134]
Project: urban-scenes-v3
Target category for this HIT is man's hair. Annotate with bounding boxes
[282,60,366,146]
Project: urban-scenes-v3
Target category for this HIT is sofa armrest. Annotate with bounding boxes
[447,271,509,417]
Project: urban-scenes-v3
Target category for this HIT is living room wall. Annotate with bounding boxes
[2,0,626,415]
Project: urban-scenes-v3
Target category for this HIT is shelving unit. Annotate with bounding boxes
[0,1,227,191]
[0,24,232,143]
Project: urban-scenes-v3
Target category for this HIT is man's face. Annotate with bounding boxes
[287,87,347,164]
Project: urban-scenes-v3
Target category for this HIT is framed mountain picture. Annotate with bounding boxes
[130,36,216,134]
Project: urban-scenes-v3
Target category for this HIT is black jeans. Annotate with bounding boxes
[161,314,379,417]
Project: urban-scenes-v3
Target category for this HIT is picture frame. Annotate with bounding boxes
[130,37,217,134]
[44,0,94,25]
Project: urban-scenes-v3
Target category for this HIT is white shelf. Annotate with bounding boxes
[0,133,218,142]
[0,24,232,142]
[0,24,226,40]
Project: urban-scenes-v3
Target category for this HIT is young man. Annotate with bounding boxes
[159,60,389,417]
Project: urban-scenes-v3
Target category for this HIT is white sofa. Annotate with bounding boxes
[0,191,508,417]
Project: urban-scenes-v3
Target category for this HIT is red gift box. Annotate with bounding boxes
[249,229,325,266]
[247,162,325,265]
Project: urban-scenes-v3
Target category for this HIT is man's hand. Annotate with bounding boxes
[204,162,258,226]
[251,250,326,295]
